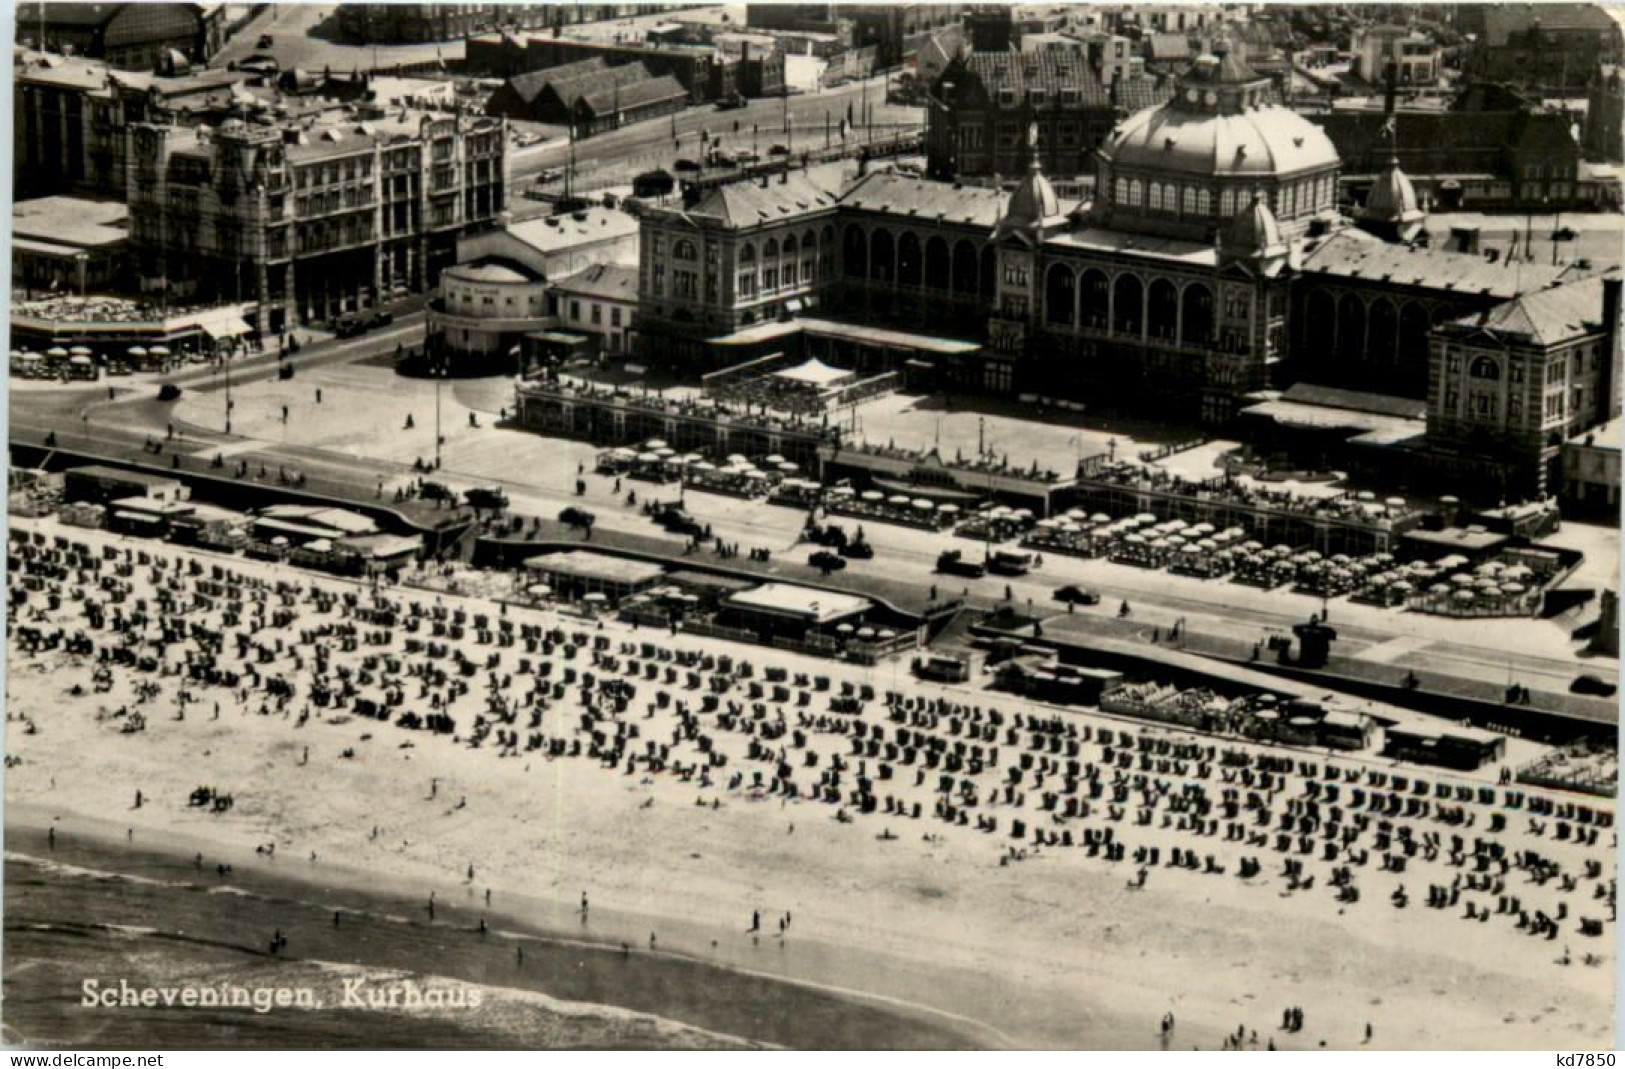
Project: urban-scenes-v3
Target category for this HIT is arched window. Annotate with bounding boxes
[674,239,697,261]
[1220,188,1236,218]
[1195,189,1211,217]
[1368,297,1397,362]
[925,235,950,289]
[739,243,755,264]
[1182,186,1197,216]
[1337,293,1366,362]
[1148,183,1164,212]
[1181,283,1214,346]
[1112,273,1143,335]
[1126,178,1142,207]
[1148,278,1179,340]
[842,225,867,278]
[763,237,779,259]
[897,232,922,286]
[782,234,797,256]
[1469,356,1502,380]
[1115,177,1127,205]
[870,228,894,282]
[951,239,978,295]
[1079,269,1109,329]
[1045,263,1075,325]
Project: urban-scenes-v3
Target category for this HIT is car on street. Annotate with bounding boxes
[257,33,274,48]
[369,309,394,330]
[673,158,702,172]
[838,537,873,559]
[1570,673,1616,697]
[736,151,760,165]
[332,317,368,339]
[559,506,595,528]
[535,168,564,184]
[157,384,182,402]
[809,550,846,573]
[1054,585,1101,605]
[420,481,455,501]
[935,549,984,578]
[465,486,509,510]
[768,144,789,156]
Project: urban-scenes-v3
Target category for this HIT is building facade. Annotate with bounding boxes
[126,109,506,330]
[336,4,492,44]
[1584,66,1625,163]
[1468,4,1624,94]
[549,264,640,355]
[634,173,842,367]
[1427,275,1622,499]
[1352,24,1440,87]
[17,3,222,71]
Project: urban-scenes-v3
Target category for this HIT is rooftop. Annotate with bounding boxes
[682,171,842,229]
[1570,417,1622,451]
[549,263,639,302]
[962,51,1111,104]
[524,550,665,586]
[1297,231,1599,301]
[1446,275,1611,346]
[13,196,129,249]
[840,171,1009,229]
[724,582,872,624]
[504,209,641,254]
[1045,226,1218,267]
[448,258,542,284]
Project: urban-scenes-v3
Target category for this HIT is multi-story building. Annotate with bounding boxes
[746,4,962,67]
[1426,274,1621,499]
[126,109,506,331]
[1563,417,1621,519]
[14,50,252,199]
[635,173,842,367]
[626,46,1621,497]
[1584,66,1625,163]
[550,264,641,355]
[925,51,1168,183]
[1315,107,1584,210]
[336,4,492,44]
[16,2,223,71]
[1467,3,1624,94]
[1352,23,1440,87]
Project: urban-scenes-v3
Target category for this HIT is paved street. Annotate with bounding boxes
[13,331,1615,713]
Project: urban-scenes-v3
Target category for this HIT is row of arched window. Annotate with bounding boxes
[1111,172,1336,221]
[1040,262,1215,344]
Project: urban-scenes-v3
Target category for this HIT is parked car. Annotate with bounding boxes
[838,537,873,560]
[157,384,183,402]
[332,317,368,339]
[419,481,454,501]
[560,506,596,528]
[257,33,274,48]
[1570,673,1616,697]
[465,486,509,510]
[767,143,790,156]
[369,309,394,329]
[633,169,676,198]
[809,550,847,573]
[673,158,702,172]
[1054,585,1101,605]
[535,168,564,184]
[935,549,984,578]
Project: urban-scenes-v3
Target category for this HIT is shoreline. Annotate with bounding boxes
[3,804,1024,1051]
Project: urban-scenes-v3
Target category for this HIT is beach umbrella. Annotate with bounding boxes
[1391,580,1412,592]
[69,345,92,356]
[610,446,637,458]
[1385,497,1406,508]
[827,486,853,498]
[46,346,68,358]
[654,447,676,458]
[636,452,659,462]
[1135,512,1157,524]
[727,453,748,464]
[1091,513,1112,524]
[1125,533,1144,545]
[1501,582,1526,595]
[1369,574,1390,587]
[583,592,608,604]
[1013,508,1034,519]
[1182,544,1202,555]
[836,623,855,635]
[861,490,883,501]
[149,345,170,357]
[691,461,716,471]
[1066,508,1088,520]
[70,355,93,366]
[877,629,896,640]
[526,583,551,596]
[777,461,798,473]
[1451,573,1474,586]
[1357,491,1376,502]
[937,503,959,514]
[765,454,786,465]
[1454,589,1475,603]
[887,494,910,505]
[1429,583,1450,594]
[857,627,875,639]
[908,498,934,511]
[645,439,668,450]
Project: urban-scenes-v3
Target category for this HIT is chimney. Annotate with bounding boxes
[1602,275,1622,420]
[1383,61,1397,117]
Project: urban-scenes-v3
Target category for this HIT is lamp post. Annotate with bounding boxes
[434,349,445,471]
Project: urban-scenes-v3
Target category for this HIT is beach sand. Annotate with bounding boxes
[5,517,1614,1049]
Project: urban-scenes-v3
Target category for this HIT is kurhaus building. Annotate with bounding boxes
[630,48,1619,494]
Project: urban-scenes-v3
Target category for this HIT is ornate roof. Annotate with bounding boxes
[1358,156,1424,230]
[1221,192,1286,260]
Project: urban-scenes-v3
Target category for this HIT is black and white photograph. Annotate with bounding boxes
[2,0,1620,1052]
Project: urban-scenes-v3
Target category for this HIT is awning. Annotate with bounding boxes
[113,510,163,524]
[192,308,253,340]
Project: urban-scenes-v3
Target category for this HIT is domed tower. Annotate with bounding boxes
[1094,45,1341,242]
[991,123,1071,337]
[1356,156,1426,243]
[1220,191,1290,271]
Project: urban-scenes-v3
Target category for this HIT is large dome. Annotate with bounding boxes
[1094,49,1342,241]
[1104,101,1340,182]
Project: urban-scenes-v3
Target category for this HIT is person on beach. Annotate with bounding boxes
[581,892,589,914]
